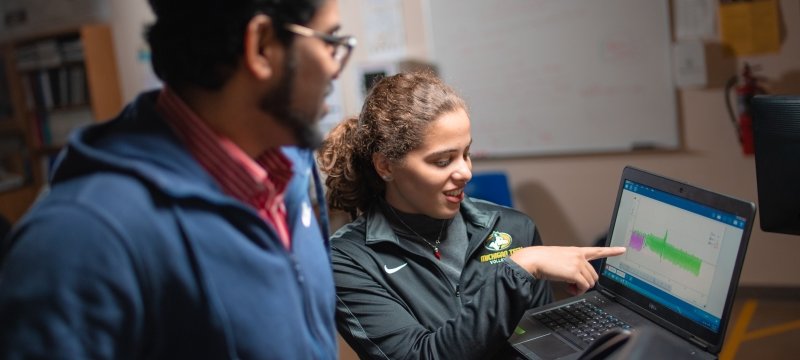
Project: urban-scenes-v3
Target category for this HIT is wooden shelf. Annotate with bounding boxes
[0,184,40,222]
[0,120,23,132]
[0,24,122,223]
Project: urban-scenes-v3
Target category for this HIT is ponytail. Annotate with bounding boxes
[317,117,381,218]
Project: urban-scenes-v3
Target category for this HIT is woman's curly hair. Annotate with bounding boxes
[317,71,466,219]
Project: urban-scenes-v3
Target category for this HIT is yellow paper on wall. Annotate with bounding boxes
[718,0,781,56]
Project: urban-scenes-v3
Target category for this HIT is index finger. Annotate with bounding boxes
[582,246,626,261]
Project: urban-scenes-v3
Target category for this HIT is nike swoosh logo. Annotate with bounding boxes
[384,263,408,274]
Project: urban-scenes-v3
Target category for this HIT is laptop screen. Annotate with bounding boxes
[602,179,748,334]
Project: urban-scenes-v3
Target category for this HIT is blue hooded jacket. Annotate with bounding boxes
[0,91,336,359]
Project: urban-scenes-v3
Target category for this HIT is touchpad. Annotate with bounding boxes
[519,334,577,360]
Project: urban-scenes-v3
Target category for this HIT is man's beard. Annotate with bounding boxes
[259,52,325,150]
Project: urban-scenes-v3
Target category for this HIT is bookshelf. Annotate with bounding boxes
[0,24,122,223]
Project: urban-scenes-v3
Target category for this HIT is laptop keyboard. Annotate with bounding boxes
[531,299,631,346]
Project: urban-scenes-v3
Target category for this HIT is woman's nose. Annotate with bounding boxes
[453,164,472,184]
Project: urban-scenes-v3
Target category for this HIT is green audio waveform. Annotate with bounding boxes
[633,230,702,276]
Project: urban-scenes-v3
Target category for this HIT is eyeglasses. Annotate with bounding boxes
[285,23,357,76]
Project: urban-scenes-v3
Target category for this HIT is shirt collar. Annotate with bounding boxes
[155,87,293,205]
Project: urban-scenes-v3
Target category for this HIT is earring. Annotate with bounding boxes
[382,175,393,181]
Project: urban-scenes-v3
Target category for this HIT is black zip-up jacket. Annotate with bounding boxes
[332,197,554,359]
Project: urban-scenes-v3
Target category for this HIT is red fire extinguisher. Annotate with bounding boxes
[725,62,767,155]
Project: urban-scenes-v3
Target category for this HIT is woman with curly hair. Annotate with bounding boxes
[318,71,625,359]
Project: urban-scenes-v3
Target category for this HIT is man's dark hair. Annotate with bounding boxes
[146,0,323,91]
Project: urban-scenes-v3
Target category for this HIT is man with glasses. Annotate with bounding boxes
[0,0,354,358]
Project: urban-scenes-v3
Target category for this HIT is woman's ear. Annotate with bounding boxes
[372,153,394,182]
[243,14,279,80]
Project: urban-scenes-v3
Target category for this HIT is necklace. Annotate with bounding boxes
[387,206,447,260]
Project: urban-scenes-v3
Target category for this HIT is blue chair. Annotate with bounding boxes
[464,171,513,207]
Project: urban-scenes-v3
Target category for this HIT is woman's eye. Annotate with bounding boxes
[435,160,451,167]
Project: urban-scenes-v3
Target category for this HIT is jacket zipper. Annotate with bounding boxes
[290,253,327,358]
[238,204,328,357]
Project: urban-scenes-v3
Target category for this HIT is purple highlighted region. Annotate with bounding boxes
[629,231,645,251]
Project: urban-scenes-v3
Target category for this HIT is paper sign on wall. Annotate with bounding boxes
[719,0,781,56]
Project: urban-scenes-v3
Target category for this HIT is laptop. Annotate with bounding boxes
[509,166,755,360]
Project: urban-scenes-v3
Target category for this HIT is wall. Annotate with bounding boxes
[103,1,800,289]
[108,0,159,104]
[337,0,800,287]
[0,0,109,42]
[467,1,800,287]
[428,0,681,157]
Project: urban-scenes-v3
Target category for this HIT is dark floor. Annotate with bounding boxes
[719,287,800,360]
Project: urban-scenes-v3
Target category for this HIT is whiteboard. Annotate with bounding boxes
[428,0,679,157]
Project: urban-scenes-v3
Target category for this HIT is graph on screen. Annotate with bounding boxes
[628,229,703,276]
[615,194,724,308]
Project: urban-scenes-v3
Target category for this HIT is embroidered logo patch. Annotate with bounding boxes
[480,231,521,264]
[484,231,512,251]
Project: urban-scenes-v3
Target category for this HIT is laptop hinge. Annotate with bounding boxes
[598,288,617,301]
[687,336,709,351]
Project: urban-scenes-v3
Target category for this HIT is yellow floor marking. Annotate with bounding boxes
[743,319,800,341]
[719,299,758,360]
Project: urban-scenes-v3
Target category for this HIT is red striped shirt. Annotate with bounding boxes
[156,88,294,249]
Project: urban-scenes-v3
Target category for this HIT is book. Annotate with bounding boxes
[0,135,26,192]
[38,70,53,109]
[68,66,87,106]
[59,38,84,62]
[15,40,62,71]
[29,72,51,145]
[0,55,13,119]
[0,172,25,192]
